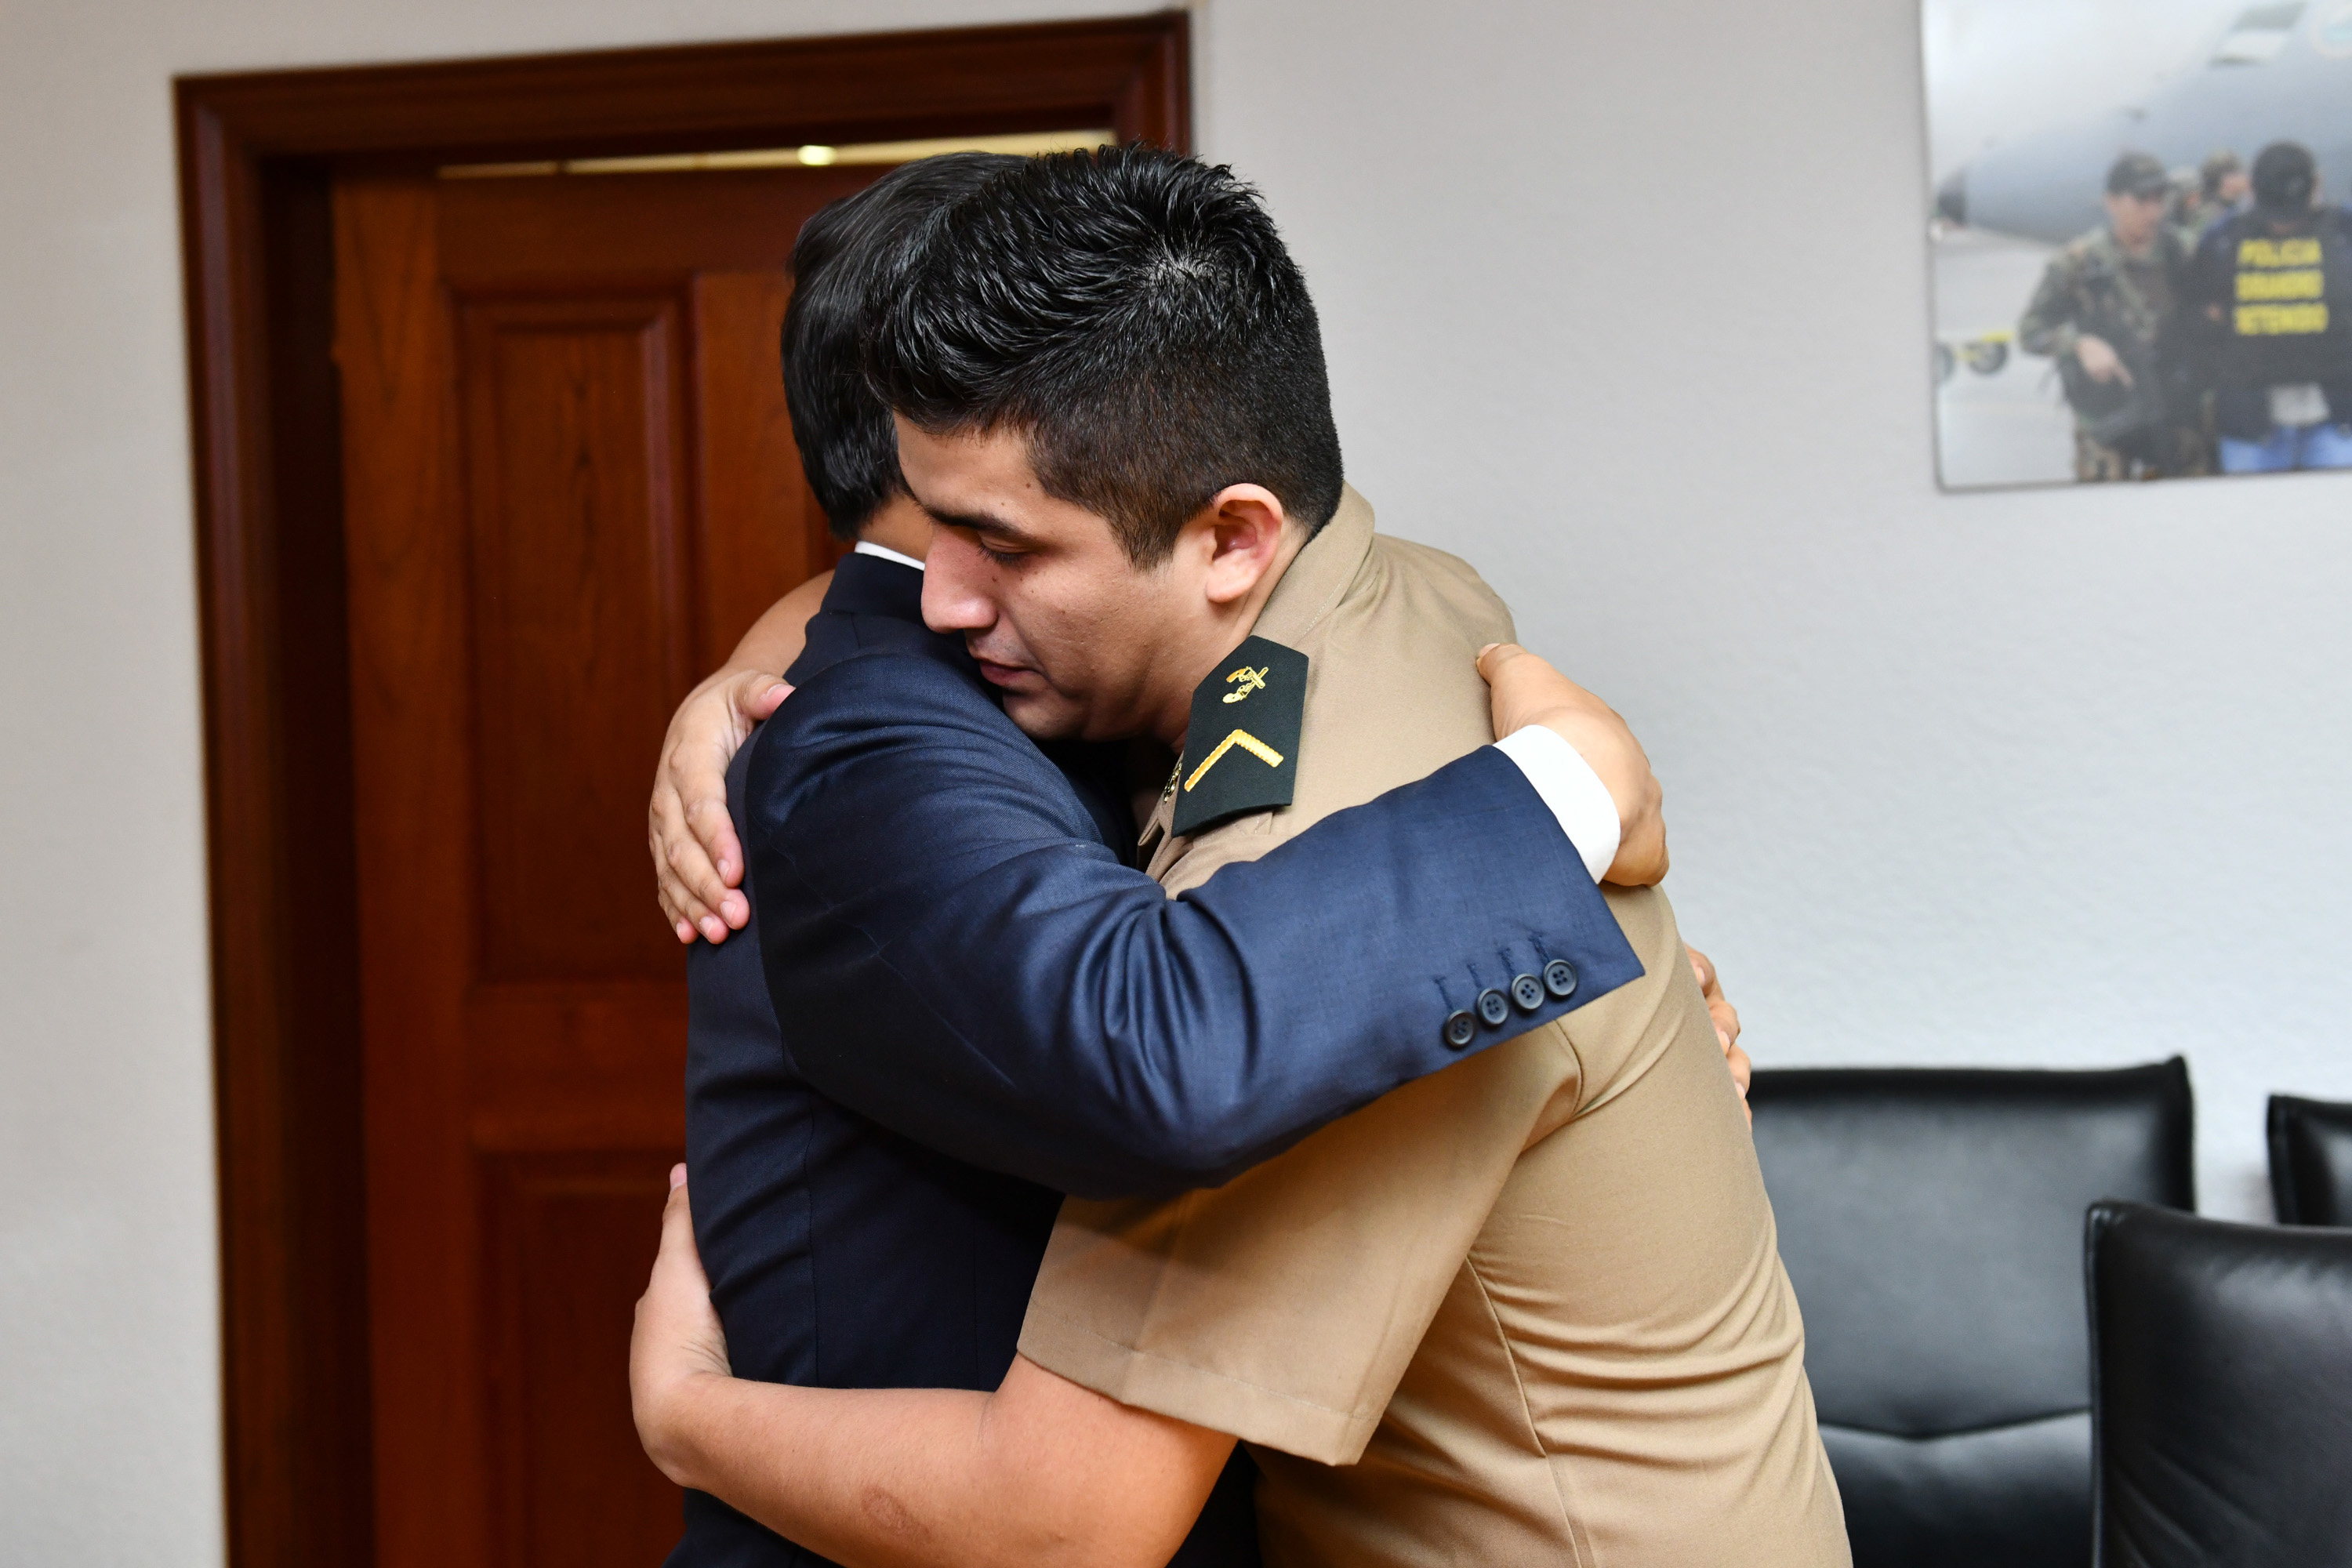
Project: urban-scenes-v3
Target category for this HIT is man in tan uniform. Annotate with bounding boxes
[631,146,1844,1566]
[1021,485,1846,1566]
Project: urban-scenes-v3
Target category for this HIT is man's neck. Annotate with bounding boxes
[858,495,932,561]
[1152,522,1312,752]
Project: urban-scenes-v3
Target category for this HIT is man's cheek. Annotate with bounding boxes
[1006,689,1086,741]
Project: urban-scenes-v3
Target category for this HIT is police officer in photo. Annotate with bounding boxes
[2019,151,2205,481]
[2189,141,2352,474]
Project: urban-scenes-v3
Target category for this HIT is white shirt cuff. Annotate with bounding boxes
[1491,725,1621,884]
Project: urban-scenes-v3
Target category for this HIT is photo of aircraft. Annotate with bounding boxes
[1939,2,2352,244]
[1926,0,2352,488]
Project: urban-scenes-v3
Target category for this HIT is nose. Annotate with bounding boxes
[920,528,997,636]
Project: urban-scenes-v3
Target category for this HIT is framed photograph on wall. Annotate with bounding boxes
[1925,0,2352,488]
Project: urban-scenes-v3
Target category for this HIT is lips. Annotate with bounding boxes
[974,659,1036,689]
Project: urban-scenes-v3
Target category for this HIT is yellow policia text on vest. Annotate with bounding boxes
[2236,234,2330,336]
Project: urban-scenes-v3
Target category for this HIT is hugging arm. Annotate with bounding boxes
[747,650,1644,1200]
[636,1177,1226,1568]
[652,611,1668,950]
[650,571,833,944]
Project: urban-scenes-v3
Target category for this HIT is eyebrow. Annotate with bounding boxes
[922,502,1043,547]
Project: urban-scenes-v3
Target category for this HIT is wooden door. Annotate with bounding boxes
[333,165,868,1567]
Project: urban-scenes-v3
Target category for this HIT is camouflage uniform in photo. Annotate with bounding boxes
[2019,226,2208,481]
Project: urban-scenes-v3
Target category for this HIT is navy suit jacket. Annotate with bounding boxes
[671,551,1640,1566]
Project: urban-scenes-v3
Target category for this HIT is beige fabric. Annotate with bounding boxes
[1017,488,1848,1566]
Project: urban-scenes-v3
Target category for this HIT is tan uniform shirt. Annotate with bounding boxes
[1018,488,1848,1567]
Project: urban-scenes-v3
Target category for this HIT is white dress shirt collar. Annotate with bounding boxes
[853,541,925,572]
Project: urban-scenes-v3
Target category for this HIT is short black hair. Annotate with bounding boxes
[866,144,1345,565]
[2252,141,2318,213]
[784,152,1023,539]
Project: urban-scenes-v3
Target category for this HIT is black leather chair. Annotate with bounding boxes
[2087,1200,2352,1567]
[2267,1093,2352,1225]
[1748,1059,2193,1568]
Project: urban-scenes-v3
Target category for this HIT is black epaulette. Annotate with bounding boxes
[1171,635,1307,839]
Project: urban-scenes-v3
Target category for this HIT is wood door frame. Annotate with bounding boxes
[176,17,1189,1565]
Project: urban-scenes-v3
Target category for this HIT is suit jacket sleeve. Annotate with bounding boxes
[746,649,1642,1200]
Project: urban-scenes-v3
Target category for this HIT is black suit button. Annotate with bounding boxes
[1543,959,1578,999]
[1443,1010,1478,1050]
[1476,987,1512,1027]
[1511,973,1545,1012]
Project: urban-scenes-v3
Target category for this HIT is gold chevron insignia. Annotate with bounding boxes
[1185,728,1286,792]
[1221,666,1270,703]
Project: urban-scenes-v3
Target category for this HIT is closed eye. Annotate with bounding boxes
[926,507,1040,567]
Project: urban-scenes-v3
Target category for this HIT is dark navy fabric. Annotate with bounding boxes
[673,555,1254,1568]
[747,648,1642,1200]
[670,551,1642,1566]
[2191,205,2352,442]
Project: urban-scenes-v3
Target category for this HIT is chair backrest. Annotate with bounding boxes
[1748,1058,2193,1568]
[2087,1200,2352,1567]
[2267,1093,2352,1225]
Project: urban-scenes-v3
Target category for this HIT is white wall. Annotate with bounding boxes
[2,0,2345,1558]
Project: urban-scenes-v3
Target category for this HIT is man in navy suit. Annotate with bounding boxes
[648,155,1719,1568]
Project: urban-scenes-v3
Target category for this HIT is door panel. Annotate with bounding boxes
[484,1151,684,1567]
[336,165,869,1567]
[459,292,694,984]
[692,270,830,673]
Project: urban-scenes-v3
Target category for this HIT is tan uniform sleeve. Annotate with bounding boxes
[1025,521,1568,1464]
[1018,1024,1580,1465]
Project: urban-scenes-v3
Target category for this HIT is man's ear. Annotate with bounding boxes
[1196,485,1290,608]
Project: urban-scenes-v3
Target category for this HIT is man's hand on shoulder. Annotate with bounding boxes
[1478,644,1667,886]
[649,572,833,944]
[650,669,792,945]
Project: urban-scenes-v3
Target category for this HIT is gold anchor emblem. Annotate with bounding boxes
[1222,666,1270,704]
